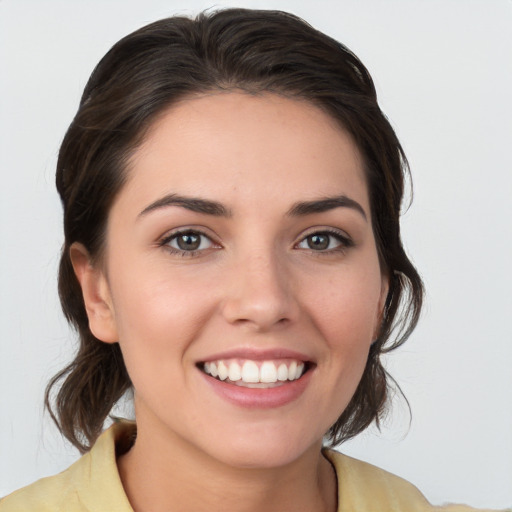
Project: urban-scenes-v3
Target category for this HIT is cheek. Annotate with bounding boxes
[300,261,384,398]
[305,268,384,347]
[108,263,215,368]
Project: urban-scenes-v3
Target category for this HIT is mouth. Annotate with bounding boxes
[197,358,312,388]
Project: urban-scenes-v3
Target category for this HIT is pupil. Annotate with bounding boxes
[177,233,200,251]
[308,234,329,250]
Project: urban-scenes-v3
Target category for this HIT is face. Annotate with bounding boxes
[77,92,388,469]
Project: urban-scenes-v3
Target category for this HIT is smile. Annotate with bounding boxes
[200,359,307,388]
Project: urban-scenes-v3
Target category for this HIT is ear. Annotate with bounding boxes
[69,242,119,344]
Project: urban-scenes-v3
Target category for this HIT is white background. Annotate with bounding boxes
[1,0,511,508]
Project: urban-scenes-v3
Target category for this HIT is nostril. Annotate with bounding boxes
[221,292,299,331]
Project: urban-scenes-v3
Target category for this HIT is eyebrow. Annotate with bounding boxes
[138,193,367,221]
[138,194,232,218]
[287,195,368,221]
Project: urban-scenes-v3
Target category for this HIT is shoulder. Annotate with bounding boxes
[324,449,506,512]
[325,449,431,512]
[0,422,135,512]
[0,455,92,512]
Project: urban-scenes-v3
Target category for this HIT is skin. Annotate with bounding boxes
[72,92,388,512]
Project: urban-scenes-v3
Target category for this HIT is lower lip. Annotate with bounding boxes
[200,369,312,408]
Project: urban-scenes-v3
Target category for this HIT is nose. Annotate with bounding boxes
[221,251,299,331]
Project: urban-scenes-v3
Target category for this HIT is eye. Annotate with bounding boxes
[161,230,216,255]
[296,230,352,252]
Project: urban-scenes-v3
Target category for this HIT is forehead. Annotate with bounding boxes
[120,91,368,215]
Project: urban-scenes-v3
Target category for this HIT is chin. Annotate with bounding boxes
[201,424,324,470]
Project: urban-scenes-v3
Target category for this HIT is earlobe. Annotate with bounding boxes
[69,242,119,344]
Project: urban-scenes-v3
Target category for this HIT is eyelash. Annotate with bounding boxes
[295,229,354,254]
[159,228,353,257]
[159,229,218,257]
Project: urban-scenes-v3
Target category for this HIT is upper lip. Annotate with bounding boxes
[199,348,314,364]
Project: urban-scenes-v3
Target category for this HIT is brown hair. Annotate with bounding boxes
[46,8,423,452]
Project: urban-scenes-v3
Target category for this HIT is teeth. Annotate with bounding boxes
[217,361,228,381]
[277,363,288,381]
[260,361,277,383]
[209,362,218,378]
[288,361,297,380]
[228,361,242,381]
[241,361,259,383]
[202,359,306,384]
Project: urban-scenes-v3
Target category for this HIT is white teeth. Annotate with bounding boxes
[260,361,277,383]
[209,362,218,378]
[217,361,228,381]
[288,361,297,381]
[241,361,260,383]
[228,361,241,381]
[277,363,288,381]
[202,359,306,384]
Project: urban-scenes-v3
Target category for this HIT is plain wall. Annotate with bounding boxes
[1,0,511,508]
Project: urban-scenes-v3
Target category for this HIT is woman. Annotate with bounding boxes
[0,8,503,512]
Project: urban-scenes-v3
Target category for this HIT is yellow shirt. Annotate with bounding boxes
[0,422,506,512]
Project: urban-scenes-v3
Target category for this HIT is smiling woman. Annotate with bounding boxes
[0,7,503,512]
[82,92,388,478]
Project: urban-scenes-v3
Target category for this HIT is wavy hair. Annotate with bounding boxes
[46,8,423,452]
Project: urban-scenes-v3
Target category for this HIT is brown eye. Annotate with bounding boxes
[307,234,330,250]
[164,230,214,253]
[176,232,201,251]
[297,230,352,252]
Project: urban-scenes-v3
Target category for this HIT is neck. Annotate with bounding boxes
[117,419,337,512]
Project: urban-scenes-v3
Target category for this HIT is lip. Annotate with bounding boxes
[198,362,313,409]
[199,348,314,364]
